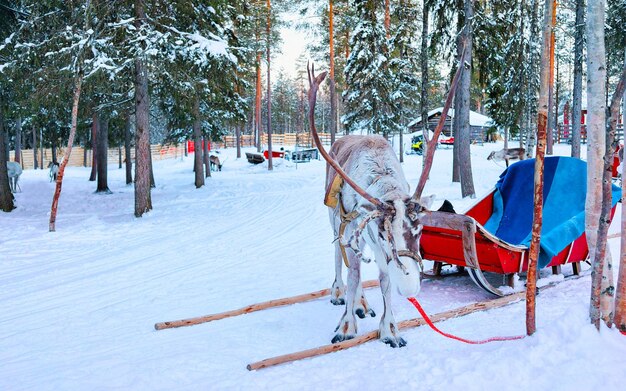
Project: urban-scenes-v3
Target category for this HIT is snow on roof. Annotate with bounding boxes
[408,107,495,128]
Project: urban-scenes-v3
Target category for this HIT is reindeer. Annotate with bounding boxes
[487,147,526,167]
[6,161,22,193]
[209,155,222,172]
[48,161,60,182]
[308,64,434,348]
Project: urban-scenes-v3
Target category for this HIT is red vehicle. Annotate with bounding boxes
[263,149,287,159]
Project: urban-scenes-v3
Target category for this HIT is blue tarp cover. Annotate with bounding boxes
[484,157,621,268]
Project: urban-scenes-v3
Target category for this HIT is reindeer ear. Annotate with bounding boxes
[418,194,436,210]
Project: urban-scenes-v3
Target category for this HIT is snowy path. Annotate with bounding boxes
[1,143,625,390]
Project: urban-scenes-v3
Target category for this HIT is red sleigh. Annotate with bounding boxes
[419,157,621,296]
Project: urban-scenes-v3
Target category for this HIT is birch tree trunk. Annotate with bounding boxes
[546,6,556,156]
[49,74,83,231]
[585,0,607,329]
[602,66,626,329]
[526,0,555,336]
[571,0,584,158]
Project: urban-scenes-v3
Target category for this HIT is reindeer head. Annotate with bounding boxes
[487,151,496,160]
[348,193,435,296]
[308,63,434,297]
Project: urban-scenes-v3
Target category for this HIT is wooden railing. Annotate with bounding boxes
[9,144,186,170]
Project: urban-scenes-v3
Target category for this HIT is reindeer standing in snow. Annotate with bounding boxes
[7,161,22,193]
[309,65,434,347]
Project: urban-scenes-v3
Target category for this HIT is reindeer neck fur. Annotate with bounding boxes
[329,135,410,212]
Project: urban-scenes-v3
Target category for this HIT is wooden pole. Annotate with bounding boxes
[247,291,526,371]
[155,280,380,330]
[526,0,555,336]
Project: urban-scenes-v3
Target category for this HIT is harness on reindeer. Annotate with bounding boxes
[325,174,424,272]
[325,175,359,267]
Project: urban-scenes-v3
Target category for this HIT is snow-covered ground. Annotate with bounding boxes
[1,141,625,390]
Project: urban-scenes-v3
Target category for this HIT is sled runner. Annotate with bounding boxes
[419,157,621,296]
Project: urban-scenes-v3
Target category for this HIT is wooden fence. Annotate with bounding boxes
[9,144,186,170]
[219,132,336,149]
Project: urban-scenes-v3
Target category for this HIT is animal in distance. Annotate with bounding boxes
[209,155,222,172]
[487,147,526,167]
[6,161,22,193]
[309,64,434,348]
[48,161,60,182]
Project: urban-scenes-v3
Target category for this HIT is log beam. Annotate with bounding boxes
[155,280,380,330]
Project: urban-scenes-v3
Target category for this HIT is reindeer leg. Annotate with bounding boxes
[330,242,346,305]
[378,268,406,348]
[332,248,360,343]
[329,209,346,305]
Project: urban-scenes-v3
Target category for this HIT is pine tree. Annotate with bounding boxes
[342,0,396,138]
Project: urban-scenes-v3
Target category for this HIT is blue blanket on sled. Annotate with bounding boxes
[484,157,621,268]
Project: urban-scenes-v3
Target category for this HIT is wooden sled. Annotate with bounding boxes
[419,157,620,296]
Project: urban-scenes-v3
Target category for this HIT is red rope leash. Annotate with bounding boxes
[407,297,526,344]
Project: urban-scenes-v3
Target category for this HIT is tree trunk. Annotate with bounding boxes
[266,0,273,171]
[148,145,155,188]
[585,0,607,330]
[96,114,110,193]
[571,0,584,158]
[49,74,83,231]
[0,100,15,212]
[255,51,262,152]
[546,7,556,156]
[193,96,204,188]
[616,51,626,332]
[15,117,21,164]
[452,0,463,183]
[51,139,57,163]
[458,0,475,198]
[236,123,241,159]
[134,0,153,217]
[32,127,38,170]
[329,0,337,146]
[203,135,211,178]
[526,0,555,336]
[125,112,132,184]
[89,112,98,181]
[118,144,122,169]
[421,3,430,170]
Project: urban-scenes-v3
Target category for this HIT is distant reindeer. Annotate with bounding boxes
[6,161,22,193]
[48,161,60,182]
[487,147,526,167]
[209,155,222,172]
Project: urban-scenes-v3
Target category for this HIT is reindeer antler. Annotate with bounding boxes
[307,62,385,209]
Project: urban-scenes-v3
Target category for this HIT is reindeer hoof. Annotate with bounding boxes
[382,336,407,348]
[332,333,355,344]
[330,297,345,306]
[355,308,376,319]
